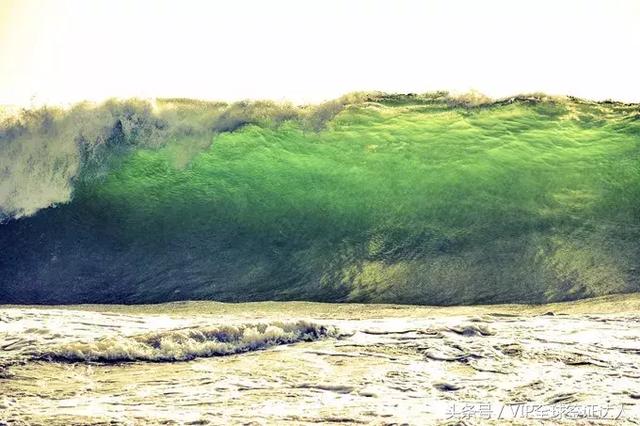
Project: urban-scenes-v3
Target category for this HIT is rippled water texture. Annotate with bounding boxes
[2,95,639,306]
[1,298,640,425]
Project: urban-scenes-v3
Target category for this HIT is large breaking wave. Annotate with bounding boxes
[1,93,639,305]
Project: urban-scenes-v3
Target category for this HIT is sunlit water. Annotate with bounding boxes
[1,303,639,425]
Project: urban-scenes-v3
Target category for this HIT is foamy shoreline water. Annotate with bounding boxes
[2,298,640,424]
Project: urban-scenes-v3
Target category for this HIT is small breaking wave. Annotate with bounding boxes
[36,321,337,363]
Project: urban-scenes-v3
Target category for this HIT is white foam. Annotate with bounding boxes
[38,321,337,362]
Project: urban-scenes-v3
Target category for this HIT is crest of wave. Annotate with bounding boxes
[37,320,337,362]
[0,95,361,221]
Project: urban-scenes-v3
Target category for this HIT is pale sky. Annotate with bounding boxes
[1,0,639,106]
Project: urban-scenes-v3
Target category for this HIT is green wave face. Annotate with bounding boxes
[1,95,639,304]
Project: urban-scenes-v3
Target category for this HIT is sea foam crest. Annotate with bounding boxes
[38,320,336,362]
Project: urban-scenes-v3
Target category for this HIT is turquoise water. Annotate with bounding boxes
[1,94,638,304]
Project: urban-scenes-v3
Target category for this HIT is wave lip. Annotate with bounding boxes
[36,320,336,363]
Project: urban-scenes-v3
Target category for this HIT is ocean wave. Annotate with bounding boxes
[0,96,355,221]
[35,321,337,362]
[0,92,607,222]
[1,93,639,306]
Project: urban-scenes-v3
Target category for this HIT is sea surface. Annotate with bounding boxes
[3,96,639,307]
[1,299,640,425]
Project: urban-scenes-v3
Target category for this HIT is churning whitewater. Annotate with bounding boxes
[1,300,640,424]
[38,322,337,363]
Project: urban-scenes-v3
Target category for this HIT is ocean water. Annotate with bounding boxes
[2,300,639,425]
[2,94,639,424]
[2,95,639,306]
